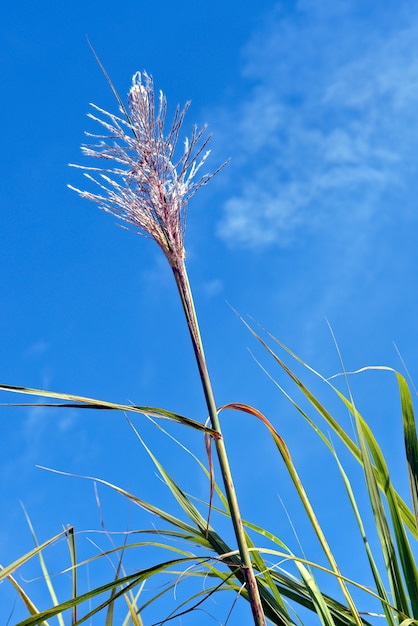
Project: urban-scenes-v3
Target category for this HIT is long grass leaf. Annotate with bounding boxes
[397,372,418,530]
[295,561,336,626]
[333,452,398,626]
[20,506,66,626]
[0,383,217,436]
[65,526,77,625]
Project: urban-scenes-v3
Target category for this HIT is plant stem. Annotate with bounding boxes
[171,257,266,626]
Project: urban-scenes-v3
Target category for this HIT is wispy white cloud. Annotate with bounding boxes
[201,278,223,298]
[24,341,49,358]
[218,181,306,248]
[216,1,418,250]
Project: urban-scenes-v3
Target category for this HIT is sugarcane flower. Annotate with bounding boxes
[69,71,225,266]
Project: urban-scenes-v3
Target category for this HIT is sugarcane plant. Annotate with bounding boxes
[0,57,417,626]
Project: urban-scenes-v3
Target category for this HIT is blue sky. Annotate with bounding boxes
[1,0,417,623]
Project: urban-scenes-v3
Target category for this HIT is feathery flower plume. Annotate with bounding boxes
[69,71,224,266]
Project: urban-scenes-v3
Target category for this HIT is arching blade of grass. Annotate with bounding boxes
[0,383,217,437]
